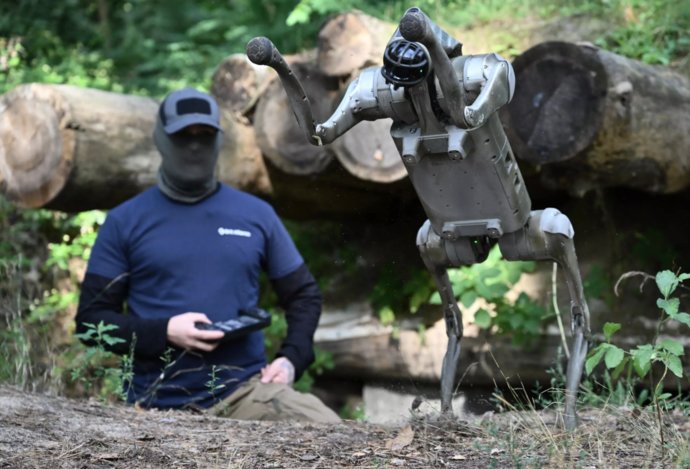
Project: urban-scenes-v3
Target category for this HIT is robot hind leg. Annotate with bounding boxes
[416,220,492,415]
[499,208,591,430]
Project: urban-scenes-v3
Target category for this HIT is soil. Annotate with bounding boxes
[0,385,688,468]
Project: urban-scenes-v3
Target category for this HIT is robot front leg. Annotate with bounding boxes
[498,208,591,430]
[417,221,490,414]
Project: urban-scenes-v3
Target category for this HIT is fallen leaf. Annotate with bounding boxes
[385,425,415,451]
[300,453,318,461]
[450,454,467,460]
[352,451,367,458]
[390,458,406,466]
[490,448,505,456]
[95,453,121,460]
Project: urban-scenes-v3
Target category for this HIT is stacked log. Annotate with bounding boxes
[3,12,690,216]
[502,41,690,196]
[0,84,270,212]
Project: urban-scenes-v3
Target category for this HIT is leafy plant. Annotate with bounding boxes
[595,0,690,66]
[370,267,436,320]
[205,364,226,398]
[0,200,101,391]
[429,245,547,345]
[586,269,690,455]
[68,321,132,401]
[586,270,690,383]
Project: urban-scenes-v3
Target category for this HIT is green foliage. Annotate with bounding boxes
[205,365,226,398]
[0,200,102,390]
[368,245,546,345]
[631,229,679,271]
[594,0,690,65]
[586,270,690,408]
[429,246,547,345]
[293,345,335,393]
[339,400,366,421]
[583,263,615,307]
[370,267,435,317]
[1,0,687,102]
[0,0,327,96]
[68,321,131,401]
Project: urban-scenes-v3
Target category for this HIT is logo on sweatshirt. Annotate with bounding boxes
[217,227,251,237]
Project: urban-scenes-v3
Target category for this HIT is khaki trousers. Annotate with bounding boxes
[209,375,341,423]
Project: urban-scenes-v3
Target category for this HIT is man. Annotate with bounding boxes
[75,88,340,423]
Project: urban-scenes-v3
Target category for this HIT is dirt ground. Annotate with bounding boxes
[0,384,688,469]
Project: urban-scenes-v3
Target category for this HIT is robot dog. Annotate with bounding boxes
[246,6,591,430]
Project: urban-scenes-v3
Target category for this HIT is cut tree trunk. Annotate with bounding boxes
[210,53,277,116]
[252,58,339,176]
[316,10,396,77]
[330,118,408,183]
[316,320,569,387]
[0,82,414,218]
[315,316,690,389]
[503,41,690,196]
[0,84,270,211]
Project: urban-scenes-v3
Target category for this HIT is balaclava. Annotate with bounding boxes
[154,88,223,203]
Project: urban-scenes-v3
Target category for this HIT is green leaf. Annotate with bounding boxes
[631,345,654,378]
[378,306,395,326]
[604,345,625,369]
[286,2,312,26]
[672,312,690,328]
[665,355,684,378]
[460,291,478,309]
[478,267,501,282]
[428,292,442,305]
[656,270,678,298]
[474,308,492,329]
[585,346,606,375]
[611,356,628,380]
[677,273,690,282]
[508,314,524,329]
[657,298,680,317]
[475,281,508,299]
[523,318,541,334]
[103,335,126,346]
[659,339,684,357]
[602,322,621,341]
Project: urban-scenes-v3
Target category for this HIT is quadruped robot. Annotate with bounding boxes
[246,6,591,429]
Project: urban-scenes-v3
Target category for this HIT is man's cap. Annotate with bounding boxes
[159,88,222,134]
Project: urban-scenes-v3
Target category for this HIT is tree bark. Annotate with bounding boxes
[503,41,690,196]
[0,84,271,211]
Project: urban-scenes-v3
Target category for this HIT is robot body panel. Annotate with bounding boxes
[393,114,531,239]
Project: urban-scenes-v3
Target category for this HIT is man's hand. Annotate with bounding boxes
[167,312,224,352]
[260,357,295,385]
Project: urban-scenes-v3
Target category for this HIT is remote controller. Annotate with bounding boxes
[195,308,271,342]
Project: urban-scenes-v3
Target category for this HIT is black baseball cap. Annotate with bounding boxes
[159,88,222,134]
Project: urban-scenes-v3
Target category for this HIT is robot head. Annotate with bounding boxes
[382,39,431,87]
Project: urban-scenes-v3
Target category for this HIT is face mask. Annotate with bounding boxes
[154,119,222,203]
